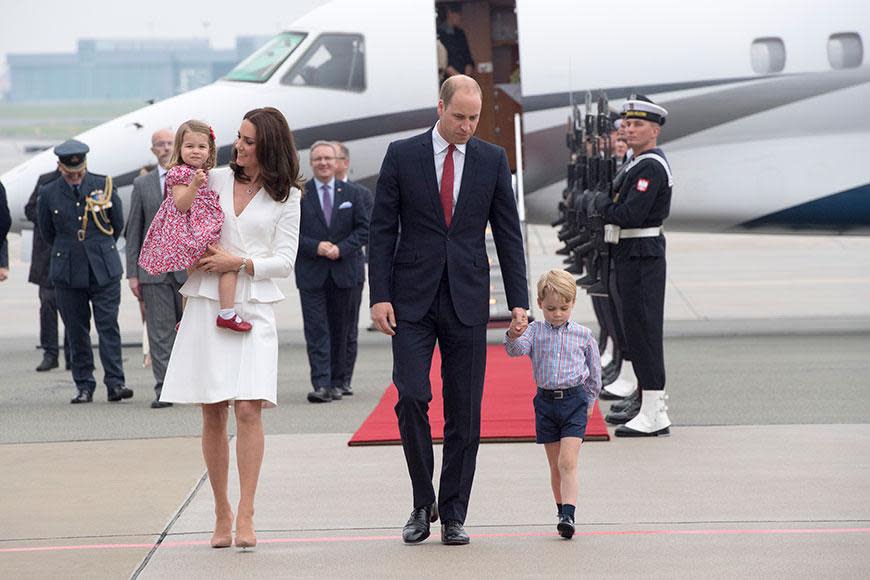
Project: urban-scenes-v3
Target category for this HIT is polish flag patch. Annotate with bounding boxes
[636,178,650,192]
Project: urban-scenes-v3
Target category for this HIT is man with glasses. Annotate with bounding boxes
[295,141,369,403]
[125,128,186,409]
[37,140,131,404]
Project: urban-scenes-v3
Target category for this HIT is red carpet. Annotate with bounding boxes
[348,345,609,446]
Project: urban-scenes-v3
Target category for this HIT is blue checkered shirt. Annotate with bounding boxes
[504,320,602,404]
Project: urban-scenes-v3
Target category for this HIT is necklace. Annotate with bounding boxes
[244,175,260,196]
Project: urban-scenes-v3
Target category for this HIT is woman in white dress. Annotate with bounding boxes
[160,107,303,549]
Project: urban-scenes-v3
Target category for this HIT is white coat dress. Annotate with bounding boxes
[159,167,301,407]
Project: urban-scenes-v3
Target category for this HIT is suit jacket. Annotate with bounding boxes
[37,172,124,289]
[0,181,10,243]
[179,167,301,303]
[24,171,61,286]
[294,178,370,290]
[124,169,187,285]
[347,180,374,284]
[369,129,529,327]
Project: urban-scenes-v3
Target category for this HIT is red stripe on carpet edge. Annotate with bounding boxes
[348,345,609,446]
[3,528,868,553]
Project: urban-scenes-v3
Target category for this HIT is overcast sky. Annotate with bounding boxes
[0,0,330,71]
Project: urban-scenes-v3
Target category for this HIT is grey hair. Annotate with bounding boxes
[309,140,337,156]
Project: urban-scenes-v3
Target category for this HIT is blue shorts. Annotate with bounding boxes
[533,387,589,444]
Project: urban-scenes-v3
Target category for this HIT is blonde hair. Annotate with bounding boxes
[169,119,217,170]
[537,269,577,303]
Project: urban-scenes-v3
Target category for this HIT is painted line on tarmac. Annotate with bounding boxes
[3,527,869,553]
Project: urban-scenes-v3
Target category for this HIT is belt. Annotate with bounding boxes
[538,386,582,400]
[619,226,662,239]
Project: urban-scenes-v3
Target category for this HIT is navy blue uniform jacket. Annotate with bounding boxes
[37,173,124,289]
[369,130,529,327]
[295,178,370,290]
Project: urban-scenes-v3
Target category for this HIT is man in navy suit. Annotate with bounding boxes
[370,75,529,545]
[296,141,370,403]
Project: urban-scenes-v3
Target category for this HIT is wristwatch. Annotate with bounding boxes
[238,257,249,274]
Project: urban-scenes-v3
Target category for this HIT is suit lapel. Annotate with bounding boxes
[451,138,478,227]
[417,134,448,229]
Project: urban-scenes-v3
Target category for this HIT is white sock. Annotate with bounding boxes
[219,309,236,320]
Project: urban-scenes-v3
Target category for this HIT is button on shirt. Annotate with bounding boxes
[504,320,602,404]
[432,123,465,213]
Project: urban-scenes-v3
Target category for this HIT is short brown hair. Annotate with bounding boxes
[439,75,482,108]
[537,269,577,303]
[169,120,216,170]
[230,107,304,203]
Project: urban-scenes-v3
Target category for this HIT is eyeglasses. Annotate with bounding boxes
[152,141,173,148]
[311,156,335,162]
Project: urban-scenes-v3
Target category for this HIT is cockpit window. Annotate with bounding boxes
[224,32,307,83]
[281,34,365,91]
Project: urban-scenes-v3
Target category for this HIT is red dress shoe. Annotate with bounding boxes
[216,315,252,332]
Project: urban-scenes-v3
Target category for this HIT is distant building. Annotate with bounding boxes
[6,36,269,102]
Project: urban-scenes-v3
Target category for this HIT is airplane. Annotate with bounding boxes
[2,0,869,236]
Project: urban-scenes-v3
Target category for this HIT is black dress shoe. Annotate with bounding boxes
[151,399,173,409]
[557,515,575,539]
[339,383,354,396]
[441,520,470,545]
[70,390,93,404]
[107,386,134,402]
[402,503,438,544]
[605,399,641,424]
[328,387,344,400]
[307,387,332,403]
[36,355,59,372]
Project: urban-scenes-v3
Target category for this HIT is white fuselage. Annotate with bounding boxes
[3,0,868,234]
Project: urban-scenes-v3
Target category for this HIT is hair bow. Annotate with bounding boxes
[209,126,216,141]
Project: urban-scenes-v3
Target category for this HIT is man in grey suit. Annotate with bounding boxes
[125,128,187,408]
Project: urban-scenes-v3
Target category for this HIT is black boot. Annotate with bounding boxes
[107,386,134,402]
[70,390,93,404]
[605,396,641,424]
[36,354,59,372]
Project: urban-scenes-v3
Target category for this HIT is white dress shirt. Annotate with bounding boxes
[432,122,466,214]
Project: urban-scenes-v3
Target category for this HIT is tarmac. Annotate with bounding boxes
[1,225,869,579]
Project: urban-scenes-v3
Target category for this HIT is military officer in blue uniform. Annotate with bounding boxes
[596,95,672,437]
[37,140,133,404]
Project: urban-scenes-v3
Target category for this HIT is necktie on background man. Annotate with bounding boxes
[321,183,332,227]
[73,184,81,200]
[440,143,456,227]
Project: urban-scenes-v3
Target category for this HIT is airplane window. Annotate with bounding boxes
[224,32,307,83]
[750,37,786,74]
[281,34,365,92]
[828,33,863,69]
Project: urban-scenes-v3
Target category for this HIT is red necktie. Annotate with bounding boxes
[440,143,456,227]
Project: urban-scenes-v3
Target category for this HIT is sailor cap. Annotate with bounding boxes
[621,94,668,125]
[54,139,90,171]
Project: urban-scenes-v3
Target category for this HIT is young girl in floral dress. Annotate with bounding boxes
[139,120,251,331]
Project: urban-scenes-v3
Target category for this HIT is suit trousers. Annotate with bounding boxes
[55,278,125,393]
[392,272,487,524]
[299,278,353,390]
[140,278,184,390]
[38,284,69,361]
[615,255,666,390]
[343,280,365,387]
